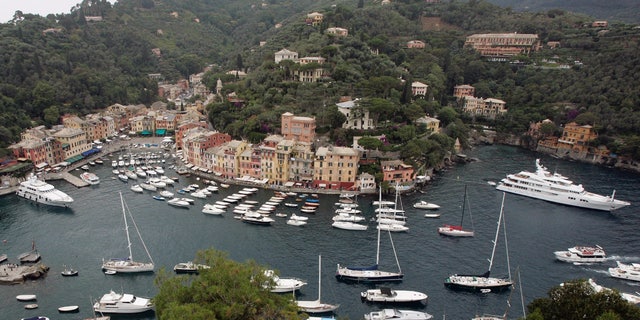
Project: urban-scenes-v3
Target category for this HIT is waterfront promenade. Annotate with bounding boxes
[1,136,370,197]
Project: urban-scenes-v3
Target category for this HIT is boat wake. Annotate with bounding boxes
[607,255,640,263]
[582,268,609,275]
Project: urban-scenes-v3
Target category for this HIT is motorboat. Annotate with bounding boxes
[587,278,640,304]
[202,204,225,215]
[609,261,640,282]
[16,174,74,207]
[139,183,156,192]
[130,184,143,193]
[289,213,309,221]
[159,190,174,198]
[377,223,409,232]
[554,245,606,264]
[93,290,153,314]
[413,201,440,210]
[61,265,79,276]
[360,287,428,304]
[152,195,165,201]
[80,172,100,185]
[332,221,368,231]
[364,309,433,320]
[241,212,275,225]
[168,198,191,208]
[117,174,128,182]
[287,219,307,226]
[125,170,138,180]
[263,269,307,293]
[496,159,630,211]
[147,178,166,188]
[284,203,298,207]
[190,191,207,199]
[179,197,195,204]
[173,261,210,274]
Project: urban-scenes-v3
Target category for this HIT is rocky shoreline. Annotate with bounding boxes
[0,263,49,285]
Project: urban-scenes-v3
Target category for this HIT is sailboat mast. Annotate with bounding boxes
[502,193,512,282]
[317,255,322,301]
[120,192,134,261]
[376,187,382,265]
[460,185,467,226]
[487,193,506,274]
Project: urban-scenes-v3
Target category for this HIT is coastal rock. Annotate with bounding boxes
[0,264,49,284]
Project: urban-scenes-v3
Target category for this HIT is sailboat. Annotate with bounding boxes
[438,185,474,237]
[102,192,155,273]
[335,187,404,282]
[472,267,526,320]
[297,255,339,314]
[444,192,513,293]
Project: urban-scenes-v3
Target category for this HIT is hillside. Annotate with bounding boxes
[1,0,640,160]
[486,0,640,24]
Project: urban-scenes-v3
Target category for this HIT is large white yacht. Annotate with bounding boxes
[16,174,74,207]
[93,290,153,314]
[496,159,630,211]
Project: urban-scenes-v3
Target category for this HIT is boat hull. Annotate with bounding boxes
[444,275,513,293]
[336,265,403,283]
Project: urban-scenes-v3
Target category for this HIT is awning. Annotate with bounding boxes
[198,167,207,172]
[35,162,49,169]
[284,182,295,187]
[318,183,327,188]
[140,130,152,136]
[156,129,166,135]
[185,163,194,168]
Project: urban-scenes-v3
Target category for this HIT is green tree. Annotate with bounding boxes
[358,136,384,150]
[154,248,303,320]
[527,279,640,320]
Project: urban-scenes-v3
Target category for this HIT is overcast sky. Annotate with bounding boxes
[1,0,83,23]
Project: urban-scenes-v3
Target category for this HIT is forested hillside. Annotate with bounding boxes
[1,0,640,160]
[486,0,640,24]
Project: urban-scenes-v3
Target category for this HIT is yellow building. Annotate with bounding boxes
[313,146,360,190]
[53,128,91,162]
[557,122,598,154]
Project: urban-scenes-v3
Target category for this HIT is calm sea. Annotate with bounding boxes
[0,145,639,320]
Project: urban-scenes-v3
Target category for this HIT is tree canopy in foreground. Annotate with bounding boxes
[154,248,304,320]
[526,278,640,320]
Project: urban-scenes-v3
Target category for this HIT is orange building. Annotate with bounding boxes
[281,112,316,143]
[380,160,414,186]
[557,122,598,154]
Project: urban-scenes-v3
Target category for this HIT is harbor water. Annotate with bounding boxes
[0,144,639,320]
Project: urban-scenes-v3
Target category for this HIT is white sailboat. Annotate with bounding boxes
[444,192,513,293]
[336,187,403,282]
[102,192,155,273]
[438,185,474,237]
[297,255,339,314]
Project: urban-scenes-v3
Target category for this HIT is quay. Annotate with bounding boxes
[0,263,49,285]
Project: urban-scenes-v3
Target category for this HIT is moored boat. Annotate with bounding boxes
[93,290,153,314]
[413,201,440,210]
[360,287,428,304]
[173,261,210,274]
[364,309,433,320]
[16,174,74,207]
[496,159,630,211]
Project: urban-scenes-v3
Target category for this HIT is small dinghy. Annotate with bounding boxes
[58,305,80,313]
